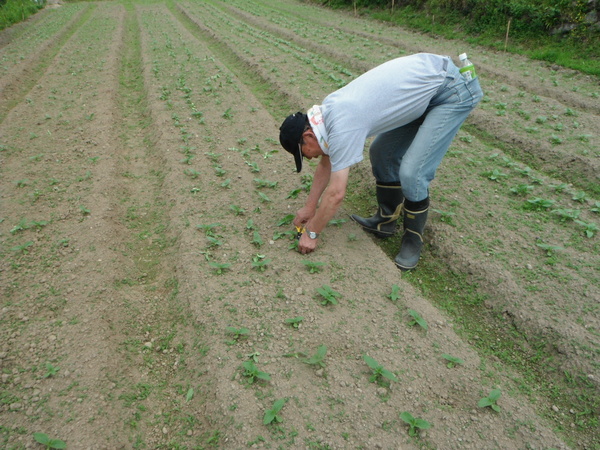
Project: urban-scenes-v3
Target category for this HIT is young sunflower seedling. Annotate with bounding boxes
[226,326,250,342]
[209,262,231,275]
[399,411,431,437]
[251,231,263,248]
[33,433,66,449]
[242,360,271,384]
[251,254,271,272]
[284,317,304,329]
[263,398,286,425]
[302,260,325,274]
[408,309,428,330]
[303,345,327,368]
[478,389,502,412]
[388,284,401,302]
[277,214,295,226]
[363,355,398,383]
[316,285,341,306]
[441,353,464,368]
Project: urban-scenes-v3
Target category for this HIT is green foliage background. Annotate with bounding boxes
[0,0,45,30]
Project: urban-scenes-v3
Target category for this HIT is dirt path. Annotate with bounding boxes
[1,1,598,449]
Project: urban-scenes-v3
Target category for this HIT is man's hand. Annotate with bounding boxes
[293,205,315,228]
[298,232,318,254]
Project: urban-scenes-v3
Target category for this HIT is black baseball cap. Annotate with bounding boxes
[279,111,307,173]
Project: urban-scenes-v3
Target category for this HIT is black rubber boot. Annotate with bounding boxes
[394,200,429,270]
[350,184,404,238]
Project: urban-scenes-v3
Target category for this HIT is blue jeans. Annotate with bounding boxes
[369,61,483,202]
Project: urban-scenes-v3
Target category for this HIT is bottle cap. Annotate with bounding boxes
[459,53,467,60]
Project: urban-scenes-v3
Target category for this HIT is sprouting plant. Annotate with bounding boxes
[251,231,263,248]
[536,242,563,256]
[209,262,231,275]
[363,355,398,383]
[572,191,586,203]
[441,354,464,368]
[33,433,66,449]
[15,179,30,187]
[482,169,508,182]
[432,208,455,225]
[408,309,428,330]
[230,205,245,216]
[302,260,325,274]
[214,166,227,177]
[242,360,271,384]
[287,188,302,199]
[388,284,401,302]
[197,223,223,237]
[79,205,91,215]
[43,363,59,378]
[285,317,304,329]
[222,107,233,119]
[591,202,600,214]
[277,214,295,226]
[184,168,200,179]
[524,197,555,211]
[328,219,347,227]
[251,254,271,272]
[575,220,598,238]
[263,398,286,425]
[254,178,278,189]
[303,345,327,368]
[226,326,250,341]
[478,389,502,411]
[12,241,33,254]
[551,208,580,222]
[399,412,432,437]
[246,161,260,173]
[550,183,569,193]
[509,184,534,196]
[220,178,231,188]
[316,285,341,306]
[257,192,271,203]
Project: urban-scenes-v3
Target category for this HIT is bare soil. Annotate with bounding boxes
[1,1,598,449]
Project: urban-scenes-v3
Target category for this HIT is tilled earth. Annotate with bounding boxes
[0,1,598,449]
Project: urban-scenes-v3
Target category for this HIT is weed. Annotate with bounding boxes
[399,412,431,437]
[316,285,341,306]
[478,389,502,412]
[441,354,464,368]
[264,398,286,425]
[285,317,304,329]
[302,260,325,274]
[33,433,66,449]
[304,345,327,368]
[408,309,428,330]
[242,360,271,384]
[363,355,398,383]
[43,363,59,378]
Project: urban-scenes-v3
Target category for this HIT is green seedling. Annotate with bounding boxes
[254,178,278,188]
[524,197,555,211]
[222,107,233,119]
[246,351,260,362]
[432,208,455,225]
[33,433,66,449]
[12,241,33,254]
[277,214,295,226]
[388,284,401,302]
[242,360,271,384]
[536,242,563,256]
[441,353,464,368]
[180,154,195,165]
[399,412,431,437]
[328,218,347,227]
[273,230,295,241]
[185,387,194,402]
[251,254,271,272]
[263,398,286,425]
[246,219,256,230]
[287,188,302,199]
[79,205,91,215]
[304,345,327,368]
[363,355,398,383]
[197,223,223,237]
[230,205,245,216]
[478,389,502,412]
[252,231,263,248]
[184,168,200,179]
[257,192,271,203]
[15,179,30,187]
[246,161,260,173]
[408,309,428,330]
[226,326,250,341]
[209,262,231,275]
[591,202,600,214]
[483,169,508,182]
[550,183,569,193]
[572,191,586,203]
[302,260,325,274]
[206,236,223,248]
[551,208,581,222]
[43,363,59,378]
[288,239,300,251]
[575,220,598,238]
[316,285,341,306]
[285,317,304,329]
[220,178,231,188]
[509,184,534,196]
[214,166,227,177]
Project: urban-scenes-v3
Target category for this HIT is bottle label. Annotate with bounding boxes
[460,65,476,80]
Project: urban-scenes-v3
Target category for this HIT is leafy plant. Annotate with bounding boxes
[302,260,325,274]
[408,309,428,330]
[399,412,431,437]
[524,197,555,211]
[478,389,502,411]
[509,184,534,196]
[388,284,401,302]
[33,433,66,449]
[226,326,250,341]
[251,231,263,248]
[316,285,341,306]
[254,178,278,188]
[263,398,286,425]
[575,220,598,238]
[536,242,563,256]
[208,262,231,275]
[251,254,271,272]
[441,353,464,368]
[277,214,295,226]
[363,355,398,383]
[482,169,508,182]
[284,317,304,329]
[257,192,271,203]
[304,345,327,368]
[229,205,245,216]
[242,360,271,384]
[551,208,580,222]
[43,363,59,378]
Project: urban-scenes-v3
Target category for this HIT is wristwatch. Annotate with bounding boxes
[307,230,319,239]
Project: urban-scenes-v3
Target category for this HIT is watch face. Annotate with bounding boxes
[308,231,318,239]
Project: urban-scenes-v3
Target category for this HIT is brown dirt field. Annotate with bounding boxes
[1,1,598,449]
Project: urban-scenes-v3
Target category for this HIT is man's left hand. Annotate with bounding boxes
[298,232,318,254]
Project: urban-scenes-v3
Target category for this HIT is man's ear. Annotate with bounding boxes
[302,128,316,142]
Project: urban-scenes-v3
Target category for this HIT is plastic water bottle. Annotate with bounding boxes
[459,53,477,81]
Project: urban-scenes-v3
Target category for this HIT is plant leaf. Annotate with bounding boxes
[414,418,432,430]
[399,411,415,424]
[488,389,502,401]
[363,355,380,370]
[33,433,50,445]
[478,397,493,408]
[186,387,194,402]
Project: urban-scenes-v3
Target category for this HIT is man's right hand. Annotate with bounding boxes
[293,205,315,228]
